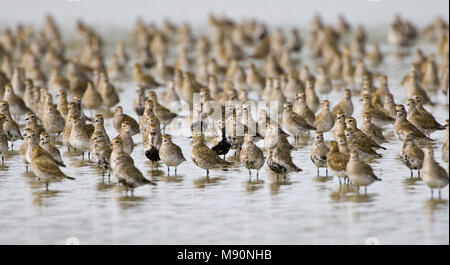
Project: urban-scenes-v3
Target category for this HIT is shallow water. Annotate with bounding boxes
[0,27,449,245]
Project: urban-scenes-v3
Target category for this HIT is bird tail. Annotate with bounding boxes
[143,178,157,186]
[66,176,75,180]
[295,167,303,172]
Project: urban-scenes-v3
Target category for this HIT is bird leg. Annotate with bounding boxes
[175,167,177,176]
[206,169,209,177]
[167,166,170,176]
[326,168,328,176]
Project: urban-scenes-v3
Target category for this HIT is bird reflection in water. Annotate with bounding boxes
[244,179,264,194]
[330,184,375,203]
[193,175,223,188]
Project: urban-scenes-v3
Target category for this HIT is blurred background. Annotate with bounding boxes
[0,0,448,29]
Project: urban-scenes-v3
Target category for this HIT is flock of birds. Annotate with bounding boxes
[0,14,449,198]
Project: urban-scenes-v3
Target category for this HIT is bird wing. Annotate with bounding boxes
[293,115,316,130]
[33,156,67,177]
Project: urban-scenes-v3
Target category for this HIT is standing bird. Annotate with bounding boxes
[327,141,349,184]
[345,117,386,150]
[69,117,94,160]
[39,132,64,166]
[421,146,449,199]
[361,94,394,127]
[191,135,230,177]
[134,86,146,116]
[27,133,72,190]
[132,63,162,88]
[144,124,162,167]
[400,132,424,178]
[3,84,32,118]
[0,114,8,165]
[314,100,335,133]
[282,102,316,142]
[240,133,265,179]
[159,134,186,175]
[113,106,140,135]
[267,142,302,180]
[148,91,178,132]
[42,103,65,135]
[112,121,135,155]
[0,101,23,149]
[293,92,315,127]
[332,89,354,118]
[346,151,381,193]
[345,128,382,160]
[406,98,445,136]
[394,105,433,142]
[211,119,231,159]
[113,155,157,196]
[361,112,387,145]
[310,131,329,176]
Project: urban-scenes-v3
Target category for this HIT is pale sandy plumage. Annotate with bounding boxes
[26,130,65,168]
[345,117,386,150]
[327,141,349,184]
[240,134,265,178]
[191,135,230,176]
[310,131,329,176]
[282,102,316,141]
[346,151,381,192]
[39,132,64,165]
[361,112,387,145]
[133,63,162,88]
[421,146,449,198]
[42,102,65,134]
[361,94,394,127]
[293,92,315,126]
[113,106,139,135]
[394,105,433,142]
[0,101,23,147]
[3,84,31,117]
[345,128,382,160]
[69,117,94,159]
[82,81,102,110]
[332,89,353,118]
[113,155,157,196]
[406,98,444,136]
[110,138,134,172]
[112,121,134,155]
[400,132,424,178]
[314,100,335,132]
[159,134,186,175]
